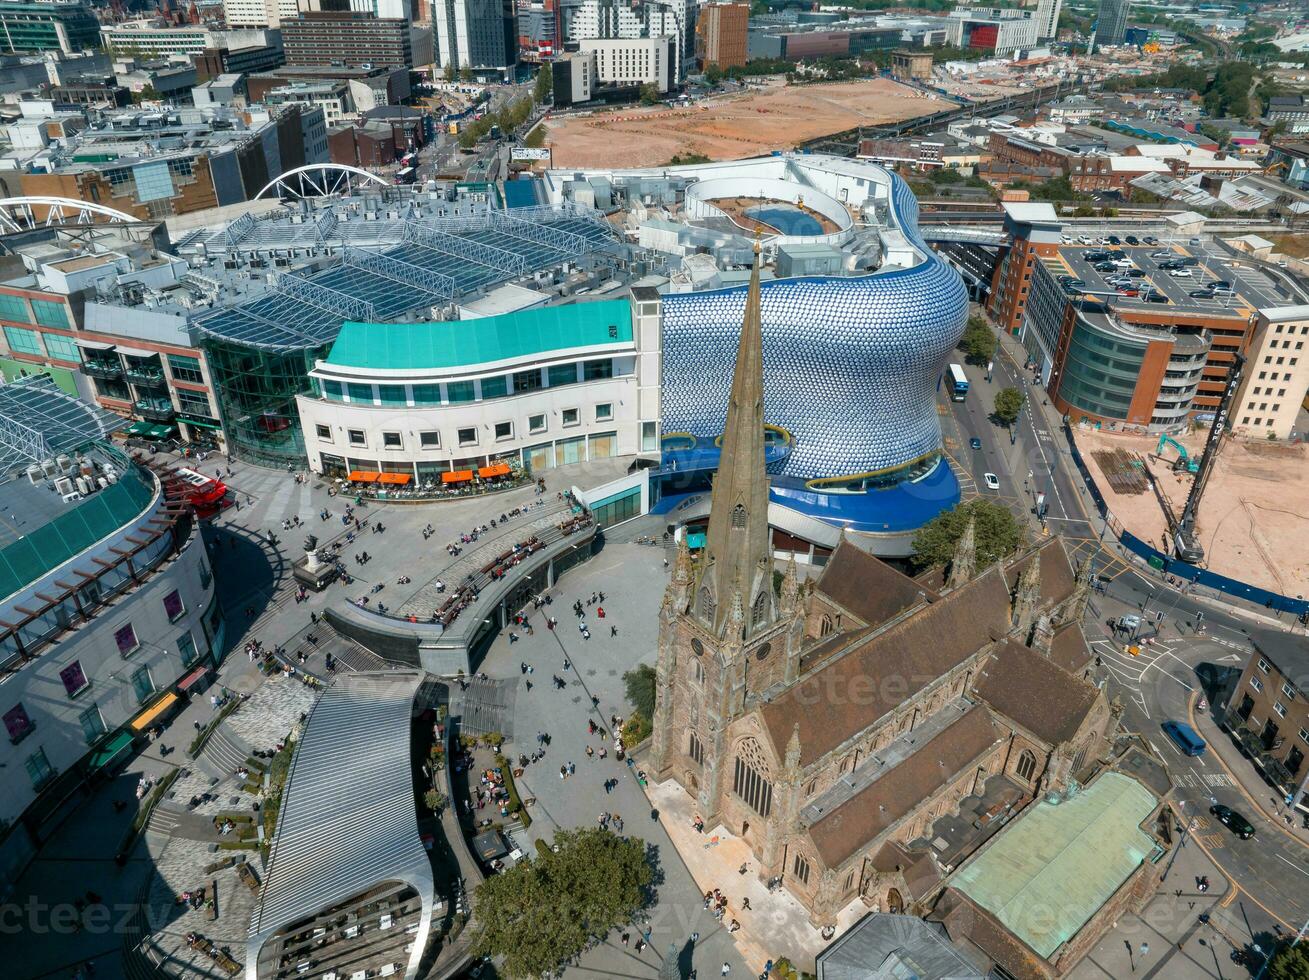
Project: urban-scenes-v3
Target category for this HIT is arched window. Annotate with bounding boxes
[732,504,747,528]
[819,615,834,637]
[699,587,716,622]
[732,737,774,817]
[751,590,769,629]
[688,731,705,766]
[1016,749,1038,782]
[691,660,704,686]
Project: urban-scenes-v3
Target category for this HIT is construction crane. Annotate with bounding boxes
[1156,433,1199,473]
[1174,354,1245,564]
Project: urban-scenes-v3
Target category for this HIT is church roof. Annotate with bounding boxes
[806,706,1005,868]
[762,566,1012,766]
[972,639,1099,746]
[816,539,938,628]
[1004,537,1077,607]
[871,841,944,899]
[1049,621,1093,675]
[929,890,1051,980]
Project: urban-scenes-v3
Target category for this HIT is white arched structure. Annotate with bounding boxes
[0,197,138,234]
[255,164,391,201]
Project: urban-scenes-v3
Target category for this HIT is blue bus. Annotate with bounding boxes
[947,363,969,401]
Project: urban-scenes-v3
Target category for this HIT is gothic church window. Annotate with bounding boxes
[699,588,715,622]
[732,504,747,528]
[1016,749,1037,782]
[819,615,834,637]
[792,853,811,885]
[732,737,773,817]
[689,731,704,766]
[752,591,769,629]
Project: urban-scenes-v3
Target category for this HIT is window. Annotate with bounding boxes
[42,333,80,362]
[595,402,613,421]
[584,359,613,381]
[322,380,344,401]
[688,731,704,766]
[382,431,403,449]
[177,630,200,668]
[60,660,89,698]
[78,704,106,744]
[0,293,29,323]
[175,389,211,417]
[513,369,543,393]
[347,382,374,403]
[792,854,811,886]
[316,424,332,442]
[732,504,747,528]
[419,430,440,448]
[3,703,34,743]
[642,421,657,453]
[1016,749,1038,781]
[1275,702,1288,718]
[446,380,476,403]
[752,591,769,629]
[699,587,716,623]
[3,326,44,357]
[1283,682,1296,700]
[494,421,513,441]
[732,739,773,817]
[1258,658,1270,673]
[1251,676,1263,692]
[168,354,204,384]
[412,383,441,406]
[528,414,547,434]
[24,748,54,791]
[163,589,185,622]
[130,665,154,704]
[562,407,579,427]
[548,363,578,387]
[458,427,477,447]
[31,300,68,328]
[1301,729,1309,745]
[480,375,508,399]
[348,429,366,447]
[378,385,406,407]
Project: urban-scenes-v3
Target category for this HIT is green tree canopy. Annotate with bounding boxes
[639,83,661,105]
[911,498,1023,571]
[1270,942,1309,980]
[473,828,653,978]
[623,664,656,720]
[959,315,997,366]
[534,65,553,102]
[994,386,1025,426]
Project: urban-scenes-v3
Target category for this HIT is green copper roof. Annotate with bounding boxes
[952,772,1159,959]
[325,300,633,372]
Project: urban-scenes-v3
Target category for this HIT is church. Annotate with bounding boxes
[650,241,1122,928]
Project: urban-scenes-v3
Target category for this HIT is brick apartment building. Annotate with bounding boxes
[986,201,1062,334]
[1224,634,1309,812]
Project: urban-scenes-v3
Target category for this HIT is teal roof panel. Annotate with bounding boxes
[325,299,633,372]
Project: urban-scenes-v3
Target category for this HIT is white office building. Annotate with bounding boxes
[561,0,693,82]
[580,35,674,92]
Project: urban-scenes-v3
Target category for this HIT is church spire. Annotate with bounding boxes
[694,238,775,639]
[948,513,977,588]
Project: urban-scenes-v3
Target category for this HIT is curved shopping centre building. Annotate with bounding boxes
[75,154,966,552]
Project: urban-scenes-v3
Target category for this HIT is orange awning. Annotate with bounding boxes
[442,470,473,484]
[347,470,380,483]
[129,692,179,732]
[477,463,512,479]
[377,472,411,485]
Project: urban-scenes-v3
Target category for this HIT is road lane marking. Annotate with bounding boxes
[1277,854,1309,877]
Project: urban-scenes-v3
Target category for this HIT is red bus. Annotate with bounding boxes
[174,467,231,518]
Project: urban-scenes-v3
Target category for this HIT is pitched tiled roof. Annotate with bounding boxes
[1049,621,1093,675]
[806,707,1004,868]
[930,889,1051,980]
[815,539,937,628]
[1005,537,1077,607]
[762,566,1012,766]
[973,639,1099,746]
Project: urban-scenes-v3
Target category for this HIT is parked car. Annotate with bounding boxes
[984,472,1000,490]
[1146,292,1169,304]
[1210,804,1255,839]
[1189,289,1215,299]
[1108,235,1122,245]
[1212,285,1236,296]
[1143,236,1159,244]
[1125,235,1140,245]
[1169,269,1194,278]
[1151,250,1172,258]
[970,437,982,450]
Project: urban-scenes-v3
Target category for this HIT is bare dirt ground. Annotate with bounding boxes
[1075,427,1309,596]
[544,77,943,168]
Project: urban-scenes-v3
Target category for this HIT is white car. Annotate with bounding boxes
[984,472,1000,491]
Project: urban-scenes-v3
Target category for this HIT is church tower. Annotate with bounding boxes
[651,241,787,823]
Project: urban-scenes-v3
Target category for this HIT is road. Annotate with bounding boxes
[944,317,1309,936]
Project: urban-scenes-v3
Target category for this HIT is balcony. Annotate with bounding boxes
[82,359,122,381]
[134,397,176,422]
[125,366,166,387]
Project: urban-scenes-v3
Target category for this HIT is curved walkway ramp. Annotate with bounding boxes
[326,514,597,675]
[246,671,435,980]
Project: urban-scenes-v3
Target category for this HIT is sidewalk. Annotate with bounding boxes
[1187,693,1309,847]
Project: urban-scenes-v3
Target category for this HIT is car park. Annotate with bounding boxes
[970,437,982,450]
[984,472,1000,490]
[1209,804,1255,839]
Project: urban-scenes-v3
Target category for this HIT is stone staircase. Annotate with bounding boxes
[194,726,253,781]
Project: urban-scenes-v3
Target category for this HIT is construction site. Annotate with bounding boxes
[1075,426,1309,598]
[543,77,943,168]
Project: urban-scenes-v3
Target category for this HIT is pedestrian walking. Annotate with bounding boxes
[721,963,731,976]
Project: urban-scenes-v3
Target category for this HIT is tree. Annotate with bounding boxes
[534,65,552,103]
[704,63,724,85]
[994,386,1025,427]
[959,315,997,366]
[639,83,660,105]
[473,828,653,978]
[443,63,455,82]
[623,664,656,721]
[910,498,1023,571]
[459,66,474,83]
[1269,942,1309,980]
